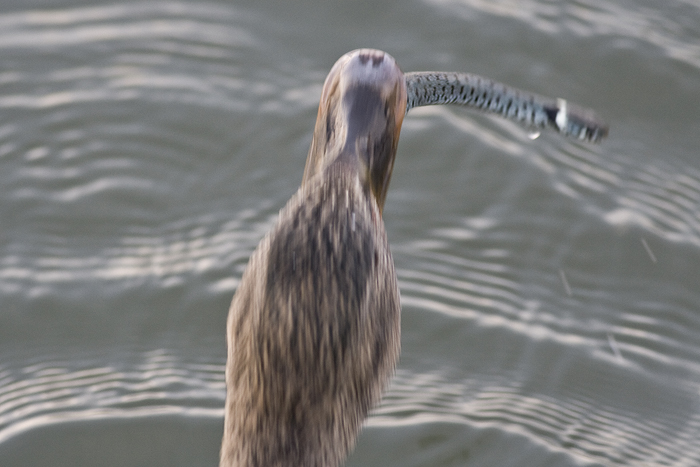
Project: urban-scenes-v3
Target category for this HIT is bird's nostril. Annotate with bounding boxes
[357,50,385,67]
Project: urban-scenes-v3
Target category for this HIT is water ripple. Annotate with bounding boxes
[371,367,700,466]
[0,349,224,445]
[0,2,305,298]
[427,0,700,70]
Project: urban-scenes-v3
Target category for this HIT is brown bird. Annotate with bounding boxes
[220,49,607,467]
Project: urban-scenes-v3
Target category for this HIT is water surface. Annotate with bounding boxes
[1,1,700,466]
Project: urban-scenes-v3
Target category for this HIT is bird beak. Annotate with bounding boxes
[302,49,407,213]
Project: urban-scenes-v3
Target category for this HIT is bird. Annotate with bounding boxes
[219,49,607,467]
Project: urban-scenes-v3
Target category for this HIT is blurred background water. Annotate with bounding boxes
[0,0,699,465]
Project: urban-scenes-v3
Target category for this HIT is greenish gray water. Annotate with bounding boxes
[1,1,699,466]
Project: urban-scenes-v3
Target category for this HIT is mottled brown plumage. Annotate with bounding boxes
[220,49,406,467]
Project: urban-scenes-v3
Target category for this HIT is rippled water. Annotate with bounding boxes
[1,0,699,466]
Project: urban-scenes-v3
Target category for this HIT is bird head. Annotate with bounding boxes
[302,49,407,213]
